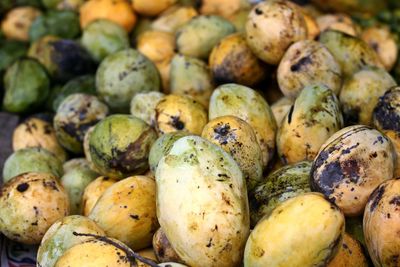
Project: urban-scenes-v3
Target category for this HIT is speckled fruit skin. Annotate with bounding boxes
[81,176,117,216]
[209,83,277,168]
[277,84,343,164]
[249,161,312,227]
[277,40,342,99]
[170,54,214,108]
[156,136,250,267]
[340,67,396,125]
[36,215,105,267]
[54,236,137,267]
[319,30,383,78]
[176,15,236,59]
[363,178,400,267]
[245,0,307,65]
[209,33,266,87]
[96,49,160,112]
[155,94,208,135]
[327,233,368,267]
[244,193,345,267]
[153,228,184,264]
[12,118,67,162]
[201,115,263,191]
[373,86,400,177]
[130,91,165,127]
[81,19,129,62]
[148,131,189,174]
[0,172,69,244]
[2,147,63,183]
[61,164,98,215]
[89,176,158,250]
[89,114,157,179]
[3,58,50,113]
[54,93,109,154]
[1,6,41,41]
[311,125,395,216]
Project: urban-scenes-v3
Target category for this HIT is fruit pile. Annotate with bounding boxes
[0,0,399,266]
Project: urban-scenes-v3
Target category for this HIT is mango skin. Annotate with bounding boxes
[209,33,266,87]
[245,0,307,65]
[81,19,129,62]
[12,117,67,162]
[373,86,400,177]
[277,40,342,99]
[340,67,396,125]
[0,172,69,244]
[132,0,176,16]
[81,176,117,216]
[89,114,158,179]
[54,236,137,267]
[156,136,250,267]
[176,15,236,59]
[3,58,50,114]
[327,233,368,267]
[244,193,345,267]
[54,93,109,154]
[96,48,160,112]
[148,131,189,174]
[277,84,343,164]
[364,178,400,267]
[130,91,165,127]
[61,165,98,215]
[151,5,198,33]
[201,115,263,191]
[3,147,63,183]
[209,83,277,168]
[250,161,312,227]
[1,6,41,41]
[155,94,208,135]
[89,176,158,250]
[153,228,184,264]
[271,97,293,128]
[319,30,383,78]
[37,215,105,267]
[311,125,395,216]
[170,54,214,108]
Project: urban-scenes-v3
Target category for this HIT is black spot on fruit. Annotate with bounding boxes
[287,105,294,124]
[130,214,140,220]
[341,159,360,183]
[389,196,400,206]
[290,56,312,72]
[214,123,232,145]
[343,107,360,126]
[16,183,29,192]
[255,8,263,15]
[312,161,343,195]
[171,116,185,130]
[369,184,386,212]
[43,180,59,191]
[373,88,400,132]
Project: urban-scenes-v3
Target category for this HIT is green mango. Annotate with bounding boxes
[3,59,50,113]
[0,40,28,72]
[29,10,80,41]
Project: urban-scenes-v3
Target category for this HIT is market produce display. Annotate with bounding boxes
[1,0,400,266]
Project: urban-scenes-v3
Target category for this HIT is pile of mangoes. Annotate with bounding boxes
[0,0,399,266]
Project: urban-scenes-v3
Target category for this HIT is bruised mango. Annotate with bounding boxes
[89,115,157,179]
[0,172,69,244]
[363,178,400,267]
[155,94,208,135]
[311,125,395,216]
[209,33,266,87]
[277,84,343,164]
[277,40,342,99]
[245,0,307,65]
[202,115,263,191]
[209,83,277,168]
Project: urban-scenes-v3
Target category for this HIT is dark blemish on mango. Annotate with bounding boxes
[130,214,140,220]
[389,196,400,206]
[369,184,385,212]
[255,8,263,15]
[171,116,185,130]
[290,56,312,72]
[312,161,343,195]
[16,183,29,192]
[287,105,294,124]
[43,180,59,191]
[206,238,213,248]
